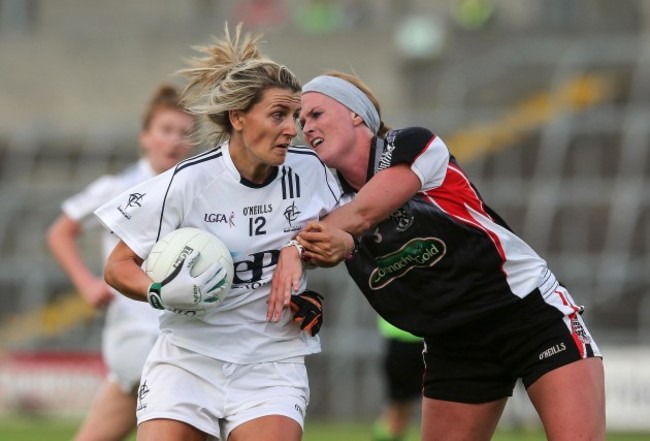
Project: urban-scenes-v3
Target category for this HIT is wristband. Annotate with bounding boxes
[147,282,164,310]
[345,233,359,260]
[282,239,305,259]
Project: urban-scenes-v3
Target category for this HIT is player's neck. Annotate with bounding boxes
[229,141,277,185]
[339,135,371,191]
[237,161,276,185]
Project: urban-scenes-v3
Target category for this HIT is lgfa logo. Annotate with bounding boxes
[204,212,235,227]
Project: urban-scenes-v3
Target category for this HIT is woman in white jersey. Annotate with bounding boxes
[94,25,341,441]
[270,71,605,441]
[47,84,196,441]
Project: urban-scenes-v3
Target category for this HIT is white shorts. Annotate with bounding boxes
[103,325,158,393]
[136,334,310,441]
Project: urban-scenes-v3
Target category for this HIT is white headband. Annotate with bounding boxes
[302,75,380,134]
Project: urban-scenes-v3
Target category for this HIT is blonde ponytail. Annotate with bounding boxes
[178,23,301,146]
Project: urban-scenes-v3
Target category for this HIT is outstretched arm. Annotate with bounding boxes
[267,165,422,320]
[326,164,421,236]
[299,164,422,265]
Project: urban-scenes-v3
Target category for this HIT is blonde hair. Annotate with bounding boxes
[323,71,390,137]
[178,23,302,146]
[141,84,192,130]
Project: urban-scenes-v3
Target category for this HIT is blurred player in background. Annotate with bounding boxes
[94,24,341,441]
[46,84,196,441]
[372,317,424,441]
[269,71,605,441]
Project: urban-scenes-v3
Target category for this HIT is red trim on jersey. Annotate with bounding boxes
[421,163,507,265]
[554,290,586,357]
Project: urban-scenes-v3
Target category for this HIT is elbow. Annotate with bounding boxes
[102,260,117,291]
[46,216,78,252]
[45,223,61,253]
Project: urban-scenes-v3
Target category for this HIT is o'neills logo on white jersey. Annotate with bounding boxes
[539,343,566,360]
[243,204,272,216]
[369,237,446,290]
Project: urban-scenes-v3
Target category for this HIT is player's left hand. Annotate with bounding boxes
[148,249,227,314]
[267,242,305,322]
[297,222,355,267]
[290,289,324,336]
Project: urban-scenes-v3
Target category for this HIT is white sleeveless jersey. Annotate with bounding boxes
[61,158,161,334]
[95,143,342,363]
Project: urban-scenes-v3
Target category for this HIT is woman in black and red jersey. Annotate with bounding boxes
[269,71,605,441]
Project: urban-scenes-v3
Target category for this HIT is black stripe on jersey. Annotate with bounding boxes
[281,166,301,199]
[295,174,301,197]
[281,167,288,199]
[155,148,223,241]
[175,147,222,173]
[281,166,300,199]
[288,147,340,203]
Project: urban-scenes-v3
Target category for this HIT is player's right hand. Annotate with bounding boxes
[147,249,227,315]
[290,289,324,336]
[267,242,305,322]
[80,278,115,309]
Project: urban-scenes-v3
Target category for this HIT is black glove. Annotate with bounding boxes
[290,289,324,336]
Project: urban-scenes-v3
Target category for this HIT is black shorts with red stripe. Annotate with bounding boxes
[421,288,601,404]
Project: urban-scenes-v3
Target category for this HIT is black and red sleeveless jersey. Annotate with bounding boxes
[342,127,550,337]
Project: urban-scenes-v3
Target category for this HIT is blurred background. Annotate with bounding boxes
[1,0,649,435]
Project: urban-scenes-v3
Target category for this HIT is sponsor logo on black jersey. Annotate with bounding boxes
[539,342,566,360]
[369,237,446,290]
[117,192,145,219]
[204,212,235,226]
[389,206,414,232]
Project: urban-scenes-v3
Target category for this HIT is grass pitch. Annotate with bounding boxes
[1,418,648,440]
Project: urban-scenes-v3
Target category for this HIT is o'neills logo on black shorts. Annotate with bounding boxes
[369,237,446,290]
